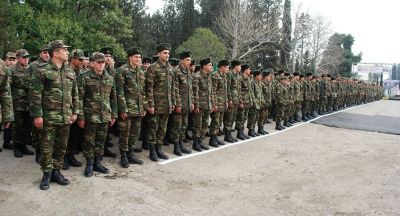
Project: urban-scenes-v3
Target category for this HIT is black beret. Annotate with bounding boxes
[306,72,313,77]
[263,71,271,77]
[331,77,336,80]
[169,58,180,66]
[293,72,300,76]
[152,55,159,63]
[278,69,285,74]
[241,64,250,72]
[100,47,113,55]
[284,72,290,76]
[299,74,305,78]
[253,70,262,77]
[231,60,241,67]
[127,47,142,57]
[156,43,171,52]
[179,50,191,60]
[327,74,332,77]
[142,57,152,64]
[200,58,212,66]
[218,60,230,67]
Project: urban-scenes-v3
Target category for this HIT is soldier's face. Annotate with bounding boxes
[104,54,112,64]
[82,59,89,68]
[17,56,29,66]
[158,50,170,62]
[71,58,83,68]
[40,51,50,62]
[93,61,105,73]
[55,48,69,62]
[129,54,141,66]
[181,57,191,68]
[203,63,213,73]
[219,65,229,73]
[142,63,150,70]
[5,58,16,67]
[255,74,262,80]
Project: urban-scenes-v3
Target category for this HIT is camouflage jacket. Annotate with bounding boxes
[293,81,302,102]
[275,82,288,106]
[115,64,147,117]
[77,69,117,123]
[211,70,228,111]
[227,71,241,105]
[175,65,193,114]
[252,79,263,109]
[30,60,79,125]
[239,74,254,108]
[193,70,214,111]
[0,61,14,123]
[27,58,47,76]
[303,80,313,101]
[145,60,179,114]
[287,82,295,104]
[9,62,30,112]
[262,80,272,107]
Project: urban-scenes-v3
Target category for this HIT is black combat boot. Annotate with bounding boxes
[120,150,129,168]
[275,122,284,130]
[3,140,13,150]
[39,171,51,190]
[257,126,267,135]
[266,119,272,124]
[127,148,144,165]
[209,135,219,148]
[20,145,34,155]
[248,128,257,137]
[224,131,236,143]
[51,169,70,185]
[185,131,193,141]
[236,129,246,140]
[192,137,202,152]
[198,139,210,150]
[142,139,149,150]
[215,136,225,146]
[242,129,250,139]
[163,136,170,146]
[218,128,226,136]
[68,153,82,167]
[104,146,117,158]
[93,156,109,174]
[13,146,23,158]
[155,144,169,160]
[85,158,94,177]
[35,147,41,164]
[149,144,159,162]
[179,139,192,154]
[173,141,182,156]
[62,155,70,170]
[283,121,291,127]
[133,147,142,153]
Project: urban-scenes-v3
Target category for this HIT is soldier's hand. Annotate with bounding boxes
[147,107,155,115]
[110,118,116,127]
[175,106,182,114]
[190,104,194,112]
[120,112,128,121]
[78,120,85,128]
[34,117,43,129]
[239,103,244,109]
[194,107,200,113]
[228,101,233,108]
[213,106,218,113]
[4,122,10,129]
[70,114,77,124]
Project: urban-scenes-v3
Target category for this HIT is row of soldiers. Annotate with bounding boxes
[0,40,383,190]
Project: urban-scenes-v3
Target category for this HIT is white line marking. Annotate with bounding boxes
[159,102,371,165]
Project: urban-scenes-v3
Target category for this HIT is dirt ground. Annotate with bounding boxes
[0,100,399,216]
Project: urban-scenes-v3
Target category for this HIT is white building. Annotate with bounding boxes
[352,63,392,81]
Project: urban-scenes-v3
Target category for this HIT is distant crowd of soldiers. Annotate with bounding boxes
[0,40,383,190]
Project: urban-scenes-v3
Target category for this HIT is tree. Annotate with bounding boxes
[280,0,292,70]
[309,14,331,72]
[176,28,227,62]
[214,0,279,60]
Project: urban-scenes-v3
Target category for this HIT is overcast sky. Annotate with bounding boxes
[146,0,399,64]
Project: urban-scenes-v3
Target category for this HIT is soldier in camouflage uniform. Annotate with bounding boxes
[283,73,294,127]
[292,72,302,122]
[27,44,50,162]
[257,70,272,135]
[247,70,263,137]
[145,43,179,161]
[170,51,193,156]
[0,56,14,153]
[223,60,241,143]
[302,73,313,121]
[9,49,34,158]
[275,77,289,130]
[77,52,117,177]
[99,47,118,158]
[192,58,215,151]
[209,60,230,145]
[30,40,79,190]
[64,49,85,170]
[2,52,16,151]
[235,64,253,140]
[115,48,146,168]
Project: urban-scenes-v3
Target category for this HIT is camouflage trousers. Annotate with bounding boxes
[67,122,84,154]
[12,111,32,148]
[118,116,142,152]
[171,112,188,142]
[284,102,294,121]
[39,123,70,172]
[209,111,223,135]
[258,106,269,127]
[275,104,285,123]
[223,105,238,131]
[247,107,259,129]
[83,122,108,159]
[236,107,249,129]
[3,126,12,145]
[302,100,311,115]
[147,114,169,145]
[295,101,302,116]
[192,109,210,139]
